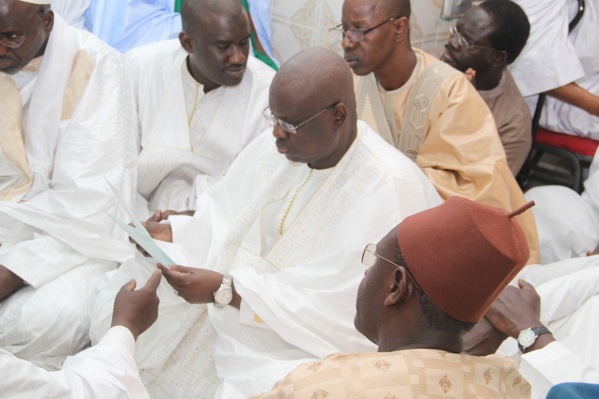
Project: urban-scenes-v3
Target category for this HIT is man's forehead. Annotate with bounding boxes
[342,0,385,24]
[0,0,36,27]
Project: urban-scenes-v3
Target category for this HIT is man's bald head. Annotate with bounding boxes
[273,47,356,123]
[181,0,245,36]
[269,47,358,170]
[379,0,411,19]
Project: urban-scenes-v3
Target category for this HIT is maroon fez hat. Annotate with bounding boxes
[397,196,533,323]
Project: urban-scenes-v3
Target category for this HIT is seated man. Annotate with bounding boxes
[1,270,161,399]
[336,0,539,263]
[510,0,599,138]
[89,47,443,398]
[0,0,137,368]
[131,0,274,218]
[441,0,532,176]
[253,196,533,398]
[464,260,599,398]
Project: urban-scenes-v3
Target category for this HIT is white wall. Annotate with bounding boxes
[269,0,454,63]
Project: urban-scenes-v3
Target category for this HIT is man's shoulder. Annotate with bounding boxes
[246,57,276,81]
[354,122,431,179]
[125,40,185,69]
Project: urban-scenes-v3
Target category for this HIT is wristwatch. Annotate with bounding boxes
[213,274,233,308]
[517,326,551,353]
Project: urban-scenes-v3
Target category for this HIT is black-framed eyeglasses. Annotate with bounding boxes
[263,102,339,134]
[0,9,46,49]
[329,16,401,43]
[362,243,421,290]
[448,25,495,52]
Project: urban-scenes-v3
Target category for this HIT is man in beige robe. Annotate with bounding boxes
[440,0,532,176]
[336,0,539,263]
[253,197,533,399]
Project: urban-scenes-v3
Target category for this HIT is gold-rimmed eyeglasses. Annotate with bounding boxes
[0,9,46,49]
[448,25,495,52]
[263,102,339,134]
[329,16,401,43]
[362,243,421,290]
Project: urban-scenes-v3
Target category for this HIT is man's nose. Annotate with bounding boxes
[229,45,246,65]
[272,123,290,139]
[341,35,355,50]
[0,44,9,56]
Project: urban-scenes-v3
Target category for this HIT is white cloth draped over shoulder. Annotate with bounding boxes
[510,0,599,138]
[496,257,599,398]
[0,15,137,369]
[525,147,599,263]
[128,40,273,217]
[89,122,442,398]
[0,326,149,399]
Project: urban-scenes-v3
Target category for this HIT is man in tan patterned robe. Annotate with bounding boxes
[336,0,539,264]
[253,197,533,398]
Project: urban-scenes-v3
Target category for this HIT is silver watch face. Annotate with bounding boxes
[518,328,536,348]
[214,288,233,306]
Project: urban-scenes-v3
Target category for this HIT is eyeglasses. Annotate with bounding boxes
[329,16,400,43]
[0,10,46,49]
[448,25,495,52]
[361,243,421,290]
[263,102,339,134]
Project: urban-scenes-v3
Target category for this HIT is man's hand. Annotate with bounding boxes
[111,269,162,340]
[0,265,25,302]
[158,264,225,304]
[485,279,541,339]
[147,209,193,223]
[130,221,173,257]
[465,68,477,87]
[463,317,508,356]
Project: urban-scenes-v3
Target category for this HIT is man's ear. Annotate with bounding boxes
[333,103,348,127]
[43,9,54,32]
[383,267,413,306]
[393,17,410,43]
[492,50,508,68]
[179,31,193,54]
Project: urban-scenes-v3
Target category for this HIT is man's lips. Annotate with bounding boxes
[276,140,288,154]
[0,58,14,69]
[225,64,246,77]
[344,56,358,68]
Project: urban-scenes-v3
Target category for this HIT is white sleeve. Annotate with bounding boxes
[520,341,599,399]
[509,0,585,96]
[0,48,138,285]
[0,326,149,399]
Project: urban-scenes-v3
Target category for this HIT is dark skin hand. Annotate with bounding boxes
[129,210,182,256]
[157,264,242,310]
[0,265,25,302]
[463,279,555,355]
[111,269,162,341]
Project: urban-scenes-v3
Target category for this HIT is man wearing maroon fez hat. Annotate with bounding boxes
[253,196,533,399]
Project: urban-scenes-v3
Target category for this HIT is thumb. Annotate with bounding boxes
[169,264,195,274]
[120,278,137,293]
[518,279,534,291]
[143,269,162,292]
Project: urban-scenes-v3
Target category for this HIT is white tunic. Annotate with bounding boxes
[510,0,599,138]
[524,147,599,263]
[89,122,442,398]
[497,257,599,398]
[0,326,149,399]
[127,40,274,217]
[0,16,137,369]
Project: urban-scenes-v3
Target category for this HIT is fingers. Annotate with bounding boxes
[143,269,162,292]
[169,264,195,274]
[147,210,162,223]
[518,279,535,291]
[119,278,137,294]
